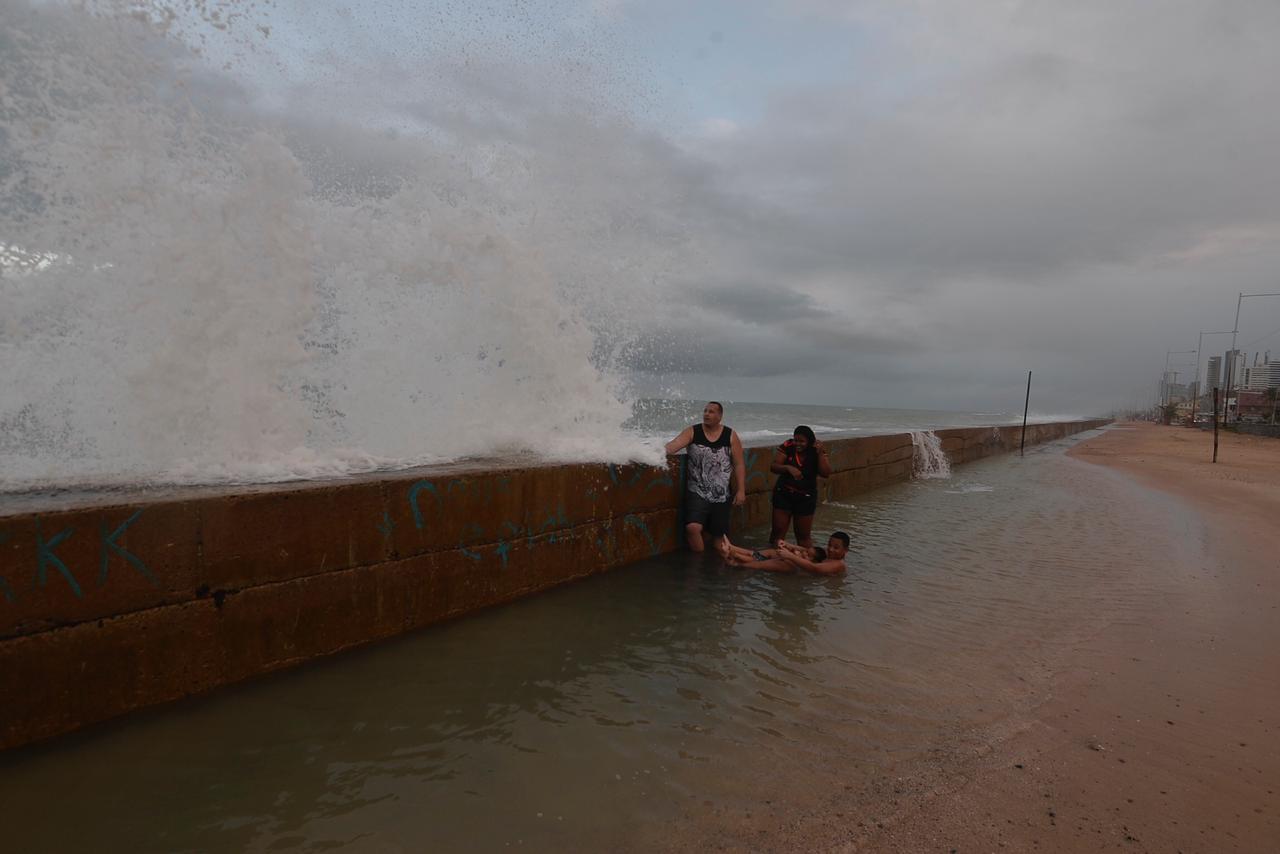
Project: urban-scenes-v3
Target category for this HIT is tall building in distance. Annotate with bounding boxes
[1224,349,1246,392]
[1206,356,1222,391]
[1244,360,1280,391]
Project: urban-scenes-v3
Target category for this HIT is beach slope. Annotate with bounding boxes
[862,422,1280,852]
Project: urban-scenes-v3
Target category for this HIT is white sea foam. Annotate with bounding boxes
[1,2,684,490]
[731,423,864,447]
[735,429,792,441]
[807,423,851,434]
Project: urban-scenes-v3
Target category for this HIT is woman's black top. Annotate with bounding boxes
[773,439,819,498]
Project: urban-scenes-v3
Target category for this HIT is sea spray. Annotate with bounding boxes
[0,1,689,489]
[910,430,952,479]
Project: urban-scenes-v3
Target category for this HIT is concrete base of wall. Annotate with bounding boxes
[1233,423,1280,438]
[0,419,1107,750]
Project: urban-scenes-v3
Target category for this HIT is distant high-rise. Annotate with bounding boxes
[1245,361,1280,390]
[1206,356,1222,391]
[1224,349,1246,392]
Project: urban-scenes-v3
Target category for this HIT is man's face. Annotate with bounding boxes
[826,536,848,562]
[702,403,723,428]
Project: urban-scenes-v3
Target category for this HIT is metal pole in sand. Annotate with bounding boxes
[1212,387,1220,463]
[1227,293,1242,424]
[1020,371,1031,456]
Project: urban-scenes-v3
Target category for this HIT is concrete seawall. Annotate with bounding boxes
[0,419,1107,750]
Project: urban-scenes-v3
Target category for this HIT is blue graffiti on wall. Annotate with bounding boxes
[742,449,770,489]
[35,518,81,598]
[401,466,677,573]
[99,510,154,586]
[1,510,155,603]
[623,514,661,557]
[607,464,635,486]
[407,480,442,531]
[645,469,675,492]
[539,504,569,533]
[609,464,676,494]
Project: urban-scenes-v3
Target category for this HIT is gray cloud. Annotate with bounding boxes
[691,282,824,324]
[609,0,1280,414]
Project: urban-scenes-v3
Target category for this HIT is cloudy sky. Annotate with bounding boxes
[605,0,1280,413]
[26,0,1280,418]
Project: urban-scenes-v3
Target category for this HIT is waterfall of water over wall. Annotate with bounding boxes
[910,430,952,479]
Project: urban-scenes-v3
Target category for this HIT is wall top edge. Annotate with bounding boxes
[0,421,1107,518]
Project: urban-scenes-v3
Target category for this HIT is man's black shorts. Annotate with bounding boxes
[771,486,817,517]
[684,491,732,535]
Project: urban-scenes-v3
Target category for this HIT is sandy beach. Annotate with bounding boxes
[846,422,1280,852]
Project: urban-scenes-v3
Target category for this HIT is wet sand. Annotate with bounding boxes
[842,423,1280,852]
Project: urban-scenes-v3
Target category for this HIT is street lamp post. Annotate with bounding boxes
[1190,329,1233,425]
[1227,292,1280,423]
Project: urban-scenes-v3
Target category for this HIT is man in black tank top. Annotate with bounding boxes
[664,401,746,552]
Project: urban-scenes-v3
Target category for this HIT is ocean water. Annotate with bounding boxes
[0,427,1206,851]
[626,399,1089,448]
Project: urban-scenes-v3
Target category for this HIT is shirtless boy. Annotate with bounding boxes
[718,536,825,565]
[718,531,850,576]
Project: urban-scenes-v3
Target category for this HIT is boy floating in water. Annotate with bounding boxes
[719,536,825,565]
[717,531,850,575]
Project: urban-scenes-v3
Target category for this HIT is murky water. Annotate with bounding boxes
[0,429,1204,851]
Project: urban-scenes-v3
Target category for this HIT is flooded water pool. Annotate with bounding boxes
[0,430,1206,851]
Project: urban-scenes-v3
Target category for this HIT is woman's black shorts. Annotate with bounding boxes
[771,486,816,517]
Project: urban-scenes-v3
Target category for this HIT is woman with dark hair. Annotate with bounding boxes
[769,425,832,547]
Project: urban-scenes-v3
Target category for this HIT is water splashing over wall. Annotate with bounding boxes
[1,1,691,490]
[911,430,952,479]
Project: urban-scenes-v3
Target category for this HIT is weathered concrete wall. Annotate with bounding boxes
[1233,423,1280,439]
[0,419,1107,749]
